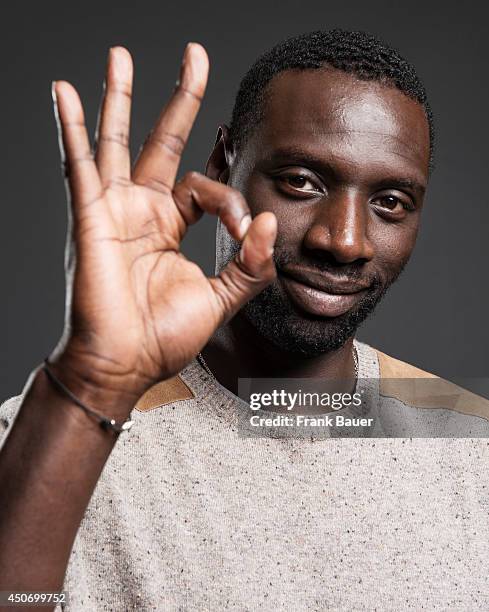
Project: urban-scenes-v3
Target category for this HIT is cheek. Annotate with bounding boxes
[238,175,310,247]
[238,174,277,215]
[370,220,419,273]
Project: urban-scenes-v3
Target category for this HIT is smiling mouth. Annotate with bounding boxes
[278,271,369,318]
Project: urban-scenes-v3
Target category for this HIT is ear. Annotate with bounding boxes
[205,125,234,184]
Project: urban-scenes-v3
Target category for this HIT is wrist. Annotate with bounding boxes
[45,352,147,422]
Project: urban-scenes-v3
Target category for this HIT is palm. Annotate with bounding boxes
[53,44,276,397]
[75,185,217,379]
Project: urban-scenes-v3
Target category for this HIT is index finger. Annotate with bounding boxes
[132,43,209,193]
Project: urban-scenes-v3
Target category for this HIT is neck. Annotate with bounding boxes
[201,313,357,396]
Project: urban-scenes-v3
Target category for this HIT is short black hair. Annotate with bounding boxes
[229,29,435,168]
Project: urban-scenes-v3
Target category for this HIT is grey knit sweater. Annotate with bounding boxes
[1,340,489,611]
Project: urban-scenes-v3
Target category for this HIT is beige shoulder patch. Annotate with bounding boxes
[377,349,489,421]
[377,350,438,380]
[135,375,194,412]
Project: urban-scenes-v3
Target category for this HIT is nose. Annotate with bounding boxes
[303,190,375,264]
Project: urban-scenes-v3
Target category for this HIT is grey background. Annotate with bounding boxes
[1,0,488,399]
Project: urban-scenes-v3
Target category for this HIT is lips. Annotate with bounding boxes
[279,267,370,318]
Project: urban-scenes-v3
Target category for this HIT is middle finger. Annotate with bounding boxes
[132,43,209,194]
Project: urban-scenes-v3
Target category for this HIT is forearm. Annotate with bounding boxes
[0,365,137,592]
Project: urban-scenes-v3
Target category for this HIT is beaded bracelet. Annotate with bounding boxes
[43,359,134,434]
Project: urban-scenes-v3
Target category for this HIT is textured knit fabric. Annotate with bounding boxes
[1,340,489,611]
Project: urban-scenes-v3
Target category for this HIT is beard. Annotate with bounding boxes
[225,239,409,357]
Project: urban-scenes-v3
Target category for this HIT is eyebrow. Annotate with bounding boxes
[374,177,426,195]
[261,147,427,195]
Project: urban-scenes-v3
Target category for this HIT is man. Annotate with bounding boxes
[0,29,488,610]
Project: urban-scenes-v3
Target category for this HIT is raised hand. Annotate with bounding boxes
[50,44,277,410]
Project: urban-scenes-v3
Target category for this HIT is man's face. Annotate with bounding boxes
[215,67,431,356]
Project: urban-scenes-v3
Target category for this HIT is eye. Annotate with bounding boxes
[285,175,314,190]
[274,170,323,197]
[371,191,415,218]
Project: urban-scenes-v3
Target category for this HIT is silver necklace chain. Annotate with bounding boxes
[197,345,359,380]
[196,351,215,378]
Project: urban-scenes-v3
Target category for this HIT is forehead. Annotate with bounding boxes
[253,67,430,183]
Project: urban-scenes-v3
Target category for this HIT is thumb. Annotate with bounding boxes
[209,212,277,324]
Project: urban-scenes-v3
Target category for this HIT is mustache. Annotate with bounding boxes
[273,251,382,287]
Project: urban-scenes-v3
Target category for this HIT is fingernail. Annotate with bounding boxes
[51,81,57,103]
[240,214,252,237]
[178,43,191,87]
[109,47,124,81]
[182,42,193,67]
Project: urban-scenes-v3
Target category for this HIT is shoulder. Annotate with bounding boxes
[135,375,195,412]
[373,347,489,422]
[0,366,44,442]
[0,394,24,444]
[0,365,196,441]
[0,394,23,421]
[376,348,439,379]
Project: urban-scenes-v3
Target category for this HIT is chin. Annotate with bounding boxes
[241,302,359,357]
[240,281,387,357]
